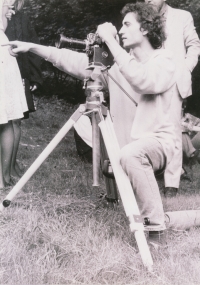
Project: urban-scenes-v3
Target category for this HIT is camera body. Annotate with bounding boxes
[55,33,113,69]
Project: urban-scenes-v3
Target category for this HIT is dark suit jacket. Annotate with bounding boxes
[5,11,43,87]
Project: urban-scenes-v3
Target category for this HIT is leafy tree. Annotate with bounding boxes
[24,0,200,45]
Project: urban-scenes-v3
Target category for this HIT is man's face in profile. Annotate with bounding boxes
[144,0,166,12]
[119,12,145,49]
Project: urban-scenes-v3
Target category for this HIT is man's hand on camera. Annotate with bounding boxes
[96,23,118,44]
[96,22,123,59]
[5,5,15,20]
[1,41,32,56]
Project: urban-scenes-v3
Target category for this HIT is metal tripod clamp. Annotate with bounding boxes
[129,214,144,232]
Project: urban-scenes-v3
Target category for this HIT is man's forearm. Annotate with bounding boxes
[46,47,89,81]
[185,46,200,72]
[27,44,88,80]
[114,49,175,95]
[104,37,125,60]
[29,43,51,60]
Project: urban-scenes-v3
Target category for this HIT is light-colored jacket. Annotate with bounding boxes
[164,5,200,98]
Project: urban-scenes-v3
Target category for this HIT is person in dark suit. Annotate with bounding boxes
[5,0,43,178]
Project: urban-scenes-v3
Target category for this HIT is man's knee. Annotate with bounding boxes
[120,148,129,170]
[120,145,140,170]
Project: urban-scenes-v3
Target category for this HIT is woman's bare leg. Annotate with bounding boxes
[11,119,22,177]
[0,121,14,184]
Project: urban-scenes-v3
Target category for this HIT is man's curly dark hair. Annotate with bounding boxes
[121,3,166,49]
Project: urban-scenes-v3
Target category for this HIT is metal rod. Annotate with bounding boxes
[92,112,100,186]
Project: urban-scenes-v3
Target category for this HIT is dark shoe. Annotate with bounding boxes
[164,187,178,198]
[4,177,16,188]
[193,149,200,164]
[189,149,200,167]
[148,230,167,249]
[181,172,192,182]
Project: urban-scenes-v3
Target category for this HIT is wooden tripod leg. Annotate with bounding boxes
[98,112,153,271]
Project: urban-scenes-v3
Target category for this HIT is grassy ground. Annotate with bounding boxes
[0,96,200,285]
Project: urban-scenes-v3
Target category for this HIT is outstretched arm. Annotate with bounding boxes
[2,41,89,80]
[2,41,52,59]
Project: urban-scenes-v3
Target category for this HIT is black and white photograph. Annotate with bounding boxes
[0,0,200,284]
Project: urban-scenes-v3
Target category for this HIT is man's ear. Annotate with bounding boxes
[141,28,148,36]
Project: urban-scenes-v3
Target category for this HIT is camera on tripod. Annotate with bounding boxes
[55,33,113,69]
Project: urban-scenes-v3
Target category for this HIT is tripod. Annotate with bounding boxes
[0,69,153,271]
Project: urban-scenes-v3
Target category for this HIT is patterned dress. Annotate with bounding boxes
[0,0,28,124]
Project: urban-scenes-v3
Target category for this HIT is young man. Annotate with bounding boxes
[4,3,177,242]
[145,0,200,197]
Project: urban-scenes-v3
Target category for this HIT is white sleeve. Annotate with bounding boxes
[183,12,200,72]
[114,49,175,95]
[46,47,90,80]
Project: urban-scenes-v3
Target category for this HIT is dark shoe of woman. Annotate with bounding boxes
[188,149,200,167]
[4,177,16,188]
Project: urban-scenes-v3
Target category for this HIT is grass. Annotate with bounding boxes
[0,96,200,284]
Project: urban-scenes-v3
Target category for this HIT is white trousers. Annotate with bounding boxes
[120,138,166,230]
[164,89,183,188]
